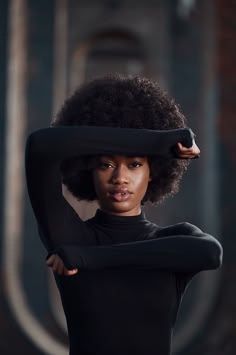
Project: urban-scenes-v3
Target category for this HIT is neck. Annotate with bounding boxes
[99,206,142,217]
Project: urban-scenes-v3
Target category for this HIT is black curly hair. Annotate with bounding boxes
[51,74,190,205]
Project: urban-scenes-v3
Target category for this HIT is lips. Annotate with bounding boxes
[108,188,132,202]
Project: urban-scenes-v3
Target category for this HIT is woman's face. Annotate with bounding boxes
[92,155,152,216]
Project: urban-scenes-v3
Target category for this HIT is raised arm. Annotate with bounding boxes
[25,125,194,252]
[55,223,223,273]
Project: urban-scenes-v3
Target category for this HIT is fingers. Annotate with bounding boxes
[46,254,79,276]
[46,254,57,266]
[46,254,63,274]
[176,141,200,159]
[57,259,64,275]
[63,268,78,276]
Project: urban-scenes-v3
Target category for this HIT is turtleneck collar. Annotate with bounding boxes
[93,208,147,226]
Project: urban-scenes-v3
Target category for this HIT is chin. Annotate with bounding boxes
[103,201,138,214]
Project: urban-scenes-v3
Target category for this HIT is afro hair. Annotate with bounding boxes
[51,74,190,205]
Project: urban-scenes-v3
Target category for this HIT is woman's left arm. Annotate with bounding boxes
[54,223,223,272]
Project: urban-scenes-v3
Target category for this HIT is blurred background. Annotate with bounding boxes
[0,0,235,354]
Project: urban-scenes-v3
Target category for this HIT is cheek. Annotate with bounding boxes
[134,171,151,193]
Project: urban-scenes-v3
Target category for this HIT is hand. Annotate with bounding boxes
[176,139,200,159]
[46,254,78,276]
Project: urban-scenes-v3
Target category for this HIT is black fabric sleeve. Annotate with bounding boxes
[25,125,194,252]
[56,230,223,273]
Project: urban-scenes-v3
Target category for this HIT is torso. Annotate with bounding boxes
[55,210,188,355]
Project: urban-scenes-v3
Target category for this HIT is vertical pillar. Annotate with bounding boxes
[52,0,68,117]
[3,1,67,354]
[4,0,27,266]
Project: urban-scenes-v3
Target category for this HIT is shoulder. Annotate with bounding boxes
[154,221,203,238]
[172,222,203,235]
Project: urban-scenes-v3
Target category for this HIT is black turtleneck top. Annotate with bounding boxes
[25,126,223,355]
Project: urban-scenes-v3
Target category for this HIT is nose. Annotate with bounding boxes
[110,165,129,184]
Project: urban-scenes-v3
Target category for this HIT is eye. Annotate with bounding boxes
[130,161,143,168]
[98,162,114,170]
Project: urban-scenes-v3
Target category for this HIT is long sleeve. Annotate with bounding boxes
[56,223,223,272]
[25,125,194,252]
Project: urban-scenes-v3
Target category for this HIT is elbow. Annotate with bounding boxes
[207,239,223,270]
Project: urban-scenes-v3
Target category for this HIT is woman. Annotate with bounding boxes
[25,75,222,355]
